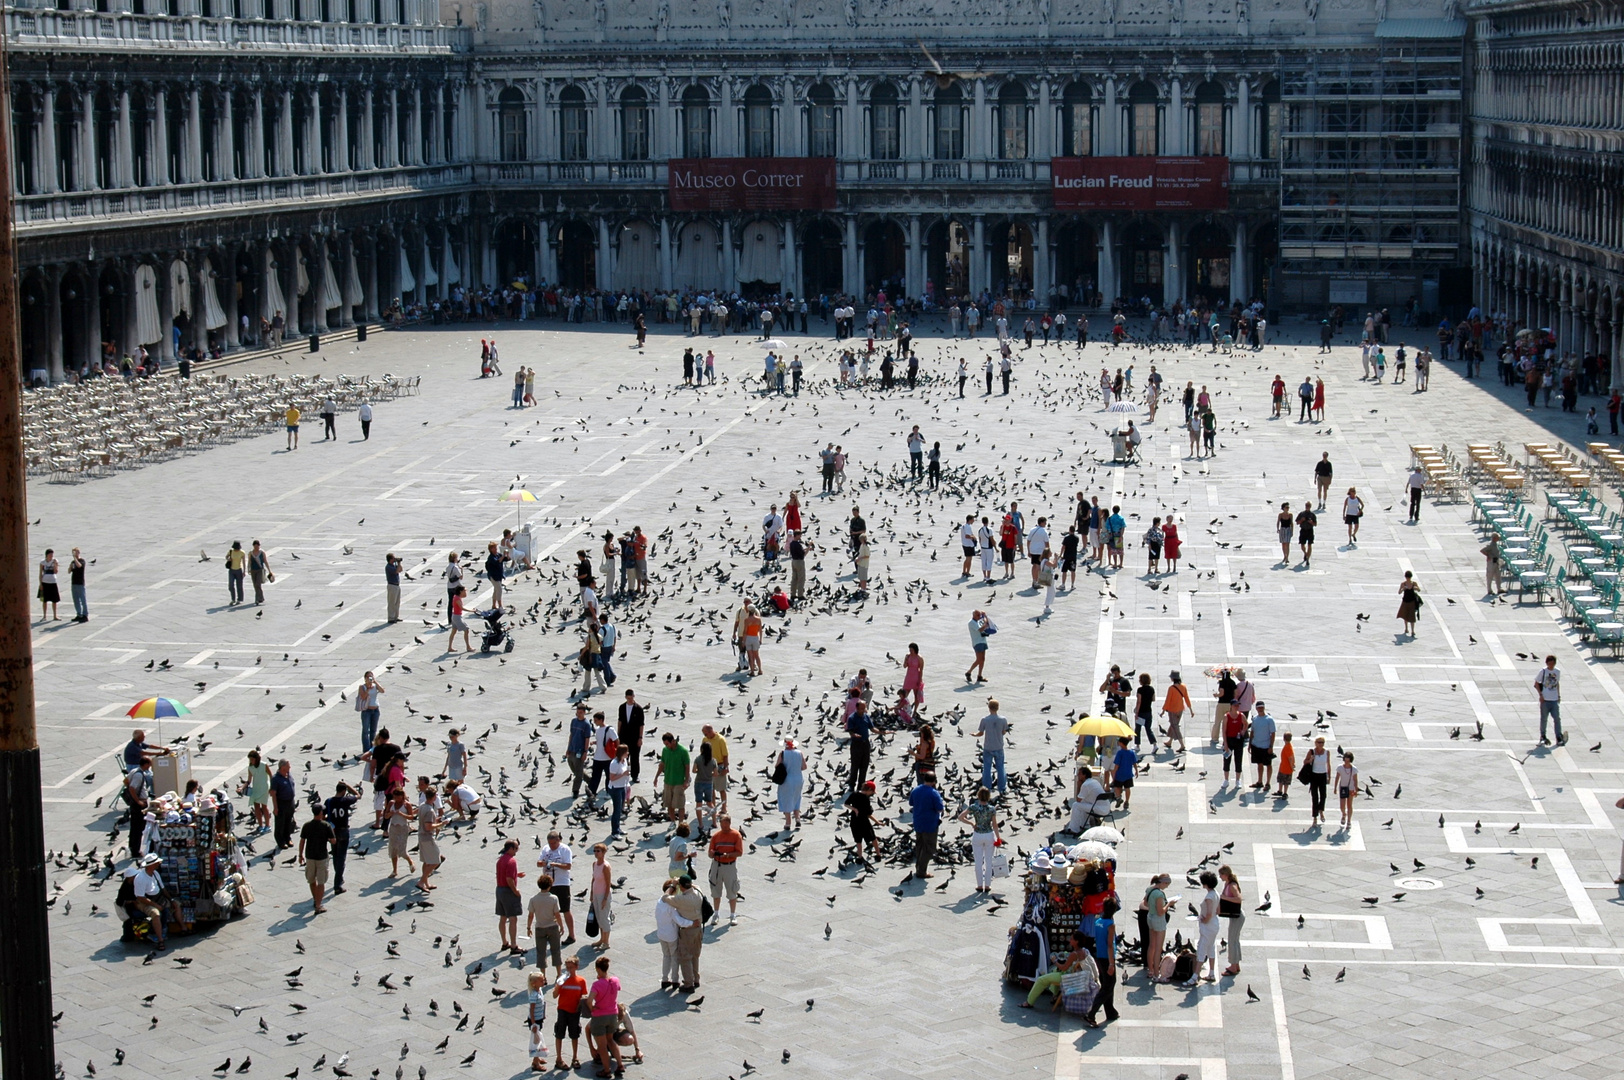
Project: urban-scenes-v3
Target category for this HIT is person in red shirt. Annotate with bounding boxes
[1270,374,1286,417]
[495,839,523,952]
[552,956,588,1070]
[768,586,790,614]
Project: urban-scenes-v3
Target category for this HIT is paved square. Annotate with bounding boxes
[28,315,1624,1080]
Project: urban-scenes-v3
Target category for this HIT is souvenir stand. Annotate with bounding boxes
[1005,841,1120,993]
[144,790,251,926]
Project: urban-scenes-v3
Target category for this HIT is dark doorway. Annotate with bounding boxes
[1054,221,1098,307]
[862,219,905,299]
[495,219,538,286]
[1120,220,1164,305]
[925,219,970,304]
[1186,221,1232,307]
[801,218,843,298]
[557,220,596,290]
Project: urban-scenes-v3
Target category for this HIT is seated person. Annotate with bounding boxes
[1021,932,1092,1011]
[1069,766,1112,832]
[767,586,790,614]
[121,853,182,946]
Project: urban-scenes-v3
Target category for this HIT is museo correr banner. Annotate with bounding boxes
[668,157,838,211]
[1050,157,1230,211]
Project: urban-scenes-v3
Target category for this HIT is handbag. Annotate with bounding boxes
[991,851,1011,878]
[585,907,599,939]
[1297,761,1314,786]
[700,896,715,923]
[770,759,788,785]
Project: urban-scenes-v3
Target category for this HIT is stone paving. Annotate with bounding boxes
[26,314,1624,1080]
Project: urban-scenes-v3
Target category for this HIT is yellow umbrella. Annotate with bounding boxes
[498,488,537,527]
[1067,715,1134,739]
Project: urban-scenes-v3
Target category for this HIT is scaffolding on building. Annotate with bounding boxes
[1275,20,1465,314]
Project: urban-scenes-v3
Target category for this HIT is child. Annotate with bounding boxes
[614,1003,644,1065]
[553,957,587,1070]
[1111,737,1138,808]
[527,970,549,1071]
[1274,732,1295,798]
[443,728,468,784]
[1587,407,1600,436]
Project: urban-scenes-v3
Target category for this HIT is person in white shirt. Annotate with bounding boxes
[976,517,996,582]
[1026,517,1050,586]
[537,832,576,943]
[1070,767,1112,832]
[959,515,977,577]
[1535,655,1565,746]
[126,853,180,945]
[357,401,373,440]
[653,880,695,990]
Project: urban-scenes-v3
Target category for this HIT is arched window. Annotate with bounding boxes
[620,86,649,161]
[807,83,838,158]
[1061,81,1092,157]
[933,82,964,160]
[1259,79,1281,160]
[558,85,587,162]
[1128,81,1159,156]
[499,87,528,162]
[1194,80,1226,157]
[743,84,774,157]
[997,82,1028,160]
[869,82,900,161]
[681,85,710,159]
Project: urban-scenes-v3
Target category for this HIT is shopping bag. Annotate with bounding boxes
[585,907,600,939]
[991,850,1012,878]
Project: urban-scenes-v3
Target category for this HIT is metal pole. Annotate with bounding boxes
[0,22,59,1080]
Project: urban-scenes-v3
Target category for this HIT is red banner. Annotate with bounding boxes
[1050,157,1229,211]
[668,157,837,211]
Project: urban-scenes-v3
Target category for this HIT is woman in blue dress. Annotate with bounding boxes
[774,738,806,830]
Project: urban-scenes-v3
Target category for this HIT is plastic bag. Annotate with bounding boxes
[991,851,1011,878]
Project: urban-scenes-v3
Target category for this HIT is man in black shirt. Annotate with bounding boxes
[849,506,866,556]
[1314,453,1334,510]
[616,690,646,785]
[324,782,358,894]
[297,803,336,913]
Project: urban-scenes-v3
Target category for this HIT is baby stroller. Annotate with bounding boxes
[472,607,515,653]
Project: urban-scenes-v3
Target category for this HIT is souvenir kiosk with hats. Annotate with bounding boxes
[118,788,252,942]
[1004,840,1120,1006]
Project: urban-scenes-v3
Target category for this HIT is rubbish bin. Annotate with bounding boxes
[356,324,367,343]
[308,333,321,353]
[1110,431,1129,462]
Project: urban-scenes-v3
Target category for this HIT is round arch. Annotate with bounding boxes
[801,217,844,298]
[862,218,906,300]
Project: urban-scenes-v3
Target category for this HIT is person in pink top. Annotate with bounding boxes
[902,643,925,709]
[586,955,624,1077]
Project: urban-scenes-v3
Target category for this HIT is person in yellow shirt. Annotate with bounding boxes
[701,724,730,814]
[225,540,247,605]
[285,404,301,450]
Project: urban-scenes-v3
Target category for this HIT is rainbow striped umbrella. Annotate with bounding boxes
[126,697,192,720]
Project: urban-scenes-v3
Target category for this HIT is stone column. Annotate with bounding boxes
[1034,216,1050,302]
[45,265,65,383]
[720,77,737,157]
[220,90,237,181]
[84,262,102,372]
[307,88,323,173]
[1165,220,1182,304]
[656,77,672,160]
[1232,218,1249,304]
[1102,78,1117,157]
[1234,78,1252,161]
[249,89,265,178]
[970,215,986,296]
[80,86,99,190]
[1037,78,1053,160]
[222,248,240,348]
[597,217,612,291]
[116,89,132,188]
[843,215,858,299]
[336,87,351,172]
[387,88,400,167]
[40,86,61,193]
[362,88,376,169]
[906,215,922,300]
[907,75,924,163]
[364,233,380,320]
[410,85,425,166]
[659,217,673,290]
[279,89,295,177]
[187,85,204,183]
[313,239,331,334]
[432,84,445,164]
[1098,218,1115,306]
[971,79,985,164]
[1168,78,1183,156]
[720,218,737,290]
[152,88,171,186]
